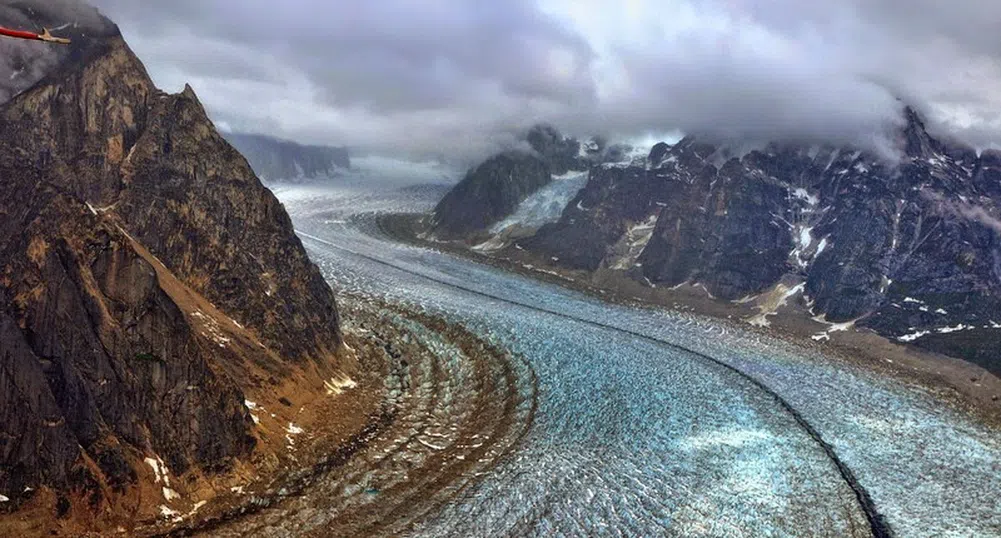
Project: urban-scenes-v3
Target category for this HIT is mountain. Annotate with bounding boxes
[224,132,350,183]
[431,110,1001,377]
[429,124,635,239]
[0,0,343,525]
[431,151,552,239]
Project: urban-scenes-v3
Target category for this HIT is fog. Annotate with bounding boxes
[50,0,1001,162]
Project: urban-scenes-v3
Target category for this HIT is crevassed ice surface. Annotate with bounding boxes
[276,180,1001,537]
[489,172,589,234]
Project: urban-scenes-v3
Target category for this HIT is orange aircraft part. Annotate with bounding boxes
[0,26,70,44]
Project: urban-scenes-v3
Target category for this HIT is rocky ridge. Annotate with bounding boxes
[432,109,1001,377]
[0,0,344,528]
[430,124,634,240]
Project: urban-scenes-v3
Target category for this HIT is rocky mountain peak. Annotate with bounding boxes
[434,104,1001,377]
[901,105,944,159]
[0,0,344,521]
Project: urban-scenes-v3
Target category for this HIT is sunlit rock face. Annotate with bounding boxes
[224,132,350,183]
[433,110,1001,375]
[0,0,341,509]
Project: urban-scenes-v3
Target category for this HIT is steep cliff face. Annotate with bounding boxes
[435,110,1001,376]
[224,132,350,183]
[0,0,342,516]
[429,124,640,241]
[431,151,552,240]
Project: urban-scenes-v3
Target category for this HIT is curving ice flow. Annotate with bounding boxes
[274,180,1001,537]
[489,172,589,234]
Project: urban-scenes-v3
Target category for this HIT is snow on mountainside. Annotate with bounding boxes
[432,108,1001,377]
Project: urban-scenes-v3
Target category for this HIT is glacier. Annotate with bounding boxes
[252,179,1001,537]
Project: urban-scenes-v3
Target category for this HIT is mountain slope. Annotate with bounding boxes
[0,1,343,523]
[224,132,350,183]
[431,151,552,239]
[433,111,1001,376]
[429,124,639,241]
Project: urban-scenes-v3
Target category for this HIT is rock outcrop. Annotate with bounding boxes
[223,132,350,183]
[434,109,1001,376]
[0,0,342,518]
[429,124,639,241]
[430,151,552,239]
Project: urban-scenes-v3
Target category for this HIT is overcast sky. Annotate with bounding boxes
[89,0,1001,163]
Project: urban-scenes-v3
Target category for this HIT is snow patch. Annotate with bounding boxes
[325,374,358,396]
[145,456,170,487]
[184,500,207,519]
[816,237,832,255]
[898,330,930,343]
[811,315,857,342]
[159,505,181,520]
[693,283,716,300]
[0,494,8,502]
[799,227,813,249]
[937,324,973,334]
[286,422,304,435]
[162,487,180,501]
[191,310,231,348]
[793,188,819,206]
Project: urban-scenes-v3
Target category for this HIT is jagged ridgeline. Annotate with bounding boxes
[432,114,1001,377]
[0,0,342,517]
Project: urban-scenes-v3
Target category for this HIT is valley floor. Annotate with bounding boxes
[98,180,1001,537]
[227,180,1001,537]
[380,213,1001,421]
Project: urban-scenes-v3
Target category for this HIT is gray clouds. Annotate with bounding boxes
[0,0,115,103]
[922,190,1001,236]
[86,0,1001,163]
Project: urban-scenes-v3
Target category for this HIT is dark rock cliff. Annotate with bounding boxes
[431,151,552,239]
[0,0,342,513]
[430,123,637,241]
[436,110,1001,376]
[224,132,350,183]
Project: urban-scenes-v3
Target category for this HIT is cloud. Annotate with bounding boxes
[0,0,115,103]
[86,0,1001,164]
[922,190,1001,236]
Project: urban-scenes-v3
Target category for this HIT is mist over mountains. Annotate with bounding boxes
[88,0,1001,164]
